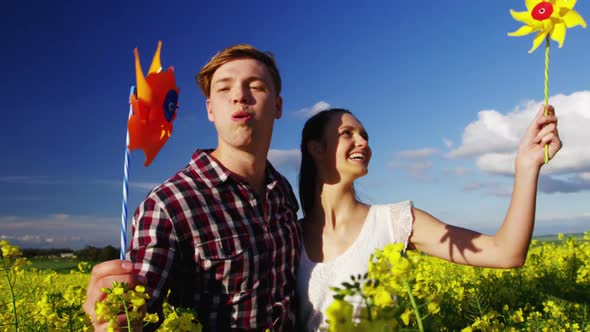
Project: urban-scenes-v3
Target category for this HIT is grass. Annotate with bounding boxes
[22,232,587,273]
[28,258,97,274]
[533,232,586,242]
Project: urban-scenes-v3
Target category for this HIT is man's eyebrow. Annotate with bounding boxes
[212,76,267,85]
[211,77,233,85]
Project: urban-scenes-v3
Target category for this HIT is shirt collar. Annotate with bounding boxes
[189,149,280,190]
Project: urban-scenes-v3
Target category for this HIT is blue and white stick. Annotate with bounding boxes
[121,86,134,259]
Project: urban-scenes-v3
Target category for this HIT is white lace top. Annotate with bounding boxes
[296,201,414,331]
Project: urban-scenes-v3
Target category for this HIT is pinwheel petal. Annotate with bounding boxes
[529,31,548,53]
[148,41,163,75]
[508,25,538,36]
[551,22,566,47]
[510,9,538,26]
[525,0,544,12]
[562,9,587,28]
[542,19,555,32]
[555,0,576,10]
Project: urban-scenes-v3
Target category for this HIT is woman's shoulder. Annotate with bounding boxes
[368,201,414,245]
[370,200,413,212]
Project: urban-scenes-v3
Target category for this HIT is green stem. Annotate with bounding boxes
[68,306,74,332]
[404,280,424,332]
[2,263,18,332]
[120,295,133,331]
[362,294,373,321]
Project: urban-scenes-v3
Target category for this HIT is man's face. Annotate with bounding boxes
[206,58,282,152]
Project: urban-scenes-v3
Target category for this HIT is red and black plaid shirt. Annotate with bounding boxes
[129,149,301,331]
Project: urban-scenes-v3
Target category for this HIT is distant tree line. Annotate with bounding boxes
[22,248,74,257]
[75,245,119,261]
[22,245,119,262]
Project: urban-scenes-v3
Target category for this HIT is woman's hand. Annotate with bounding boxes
[516,105,562,171]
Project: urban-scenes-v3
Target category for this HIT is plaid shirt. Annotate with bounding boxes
[129,149,301,331]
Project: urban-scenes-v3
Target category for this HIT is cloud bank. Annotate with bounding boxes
[0,214,120,249]
[294,101,331,118]
[388,148,439,180]
[268,149,301,173]
[448,91,590,193]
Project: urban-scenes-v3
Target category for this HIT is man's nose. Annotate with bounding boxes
[232,86,251,104]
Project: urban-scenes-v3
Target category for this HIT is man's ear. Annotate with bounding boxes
[206,99,214,122]
[275,96,283,119]
[307,140,324,160]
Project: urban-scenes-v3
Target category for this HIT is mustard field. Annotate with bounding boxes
[1,232,589,331]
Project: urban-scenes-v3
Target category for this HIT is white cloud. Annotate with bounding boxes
[462,182,484,191]
[447,91,590,193]
[534,213,590,235]
[448,91,590,173]
[396,148,438,159]
[443,167,472,177]
[406,161,433,179]
[268,149,301,172]
[0,176,61,185]
[461,181,512,197]
[388,148,438,179]
[443,137,453,148]
[130,182,161,190]
[0,214,120,249]
[447,109,526,158]
[537,174,590,193]
[294,101,331,118]
[0,176,161,191]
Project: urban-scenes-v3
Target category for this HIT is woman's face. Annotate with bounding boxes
[317,112,371,183]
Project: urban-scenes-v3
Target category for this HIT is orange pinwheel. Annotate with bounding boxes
[128,41,180,166]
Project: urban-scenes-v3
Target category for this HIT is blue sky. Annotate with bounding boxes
[1,1,589,249]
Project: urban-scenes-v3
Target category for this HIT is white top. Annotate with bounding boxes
[296,201,414,331]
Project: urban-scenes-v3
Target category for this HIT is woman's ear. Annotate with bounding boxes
[307,140,324,160]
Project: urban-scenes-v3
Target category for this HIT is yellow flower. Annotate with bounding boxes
[77,261,92,273]
[400,308,413,326]
[511,308,525,323]
[112,284,125,296]
[373,289,394,308]
[145,313,160,324]
[427,294,442,314]
[94,301,109,319]
[508,0,586,53]
[1,240,22,258]
[325,299,354,331]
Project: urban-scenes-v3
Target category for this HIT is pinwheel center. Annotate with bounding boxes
[163,89,178,122]
[531,2,553,21]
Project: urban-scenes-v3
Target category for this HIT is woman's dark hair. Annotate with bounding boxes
[298,108,352,218]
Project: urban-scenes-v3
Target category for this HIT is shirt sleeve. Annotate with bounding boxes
[386,200,414,251]
[128,195,178,326]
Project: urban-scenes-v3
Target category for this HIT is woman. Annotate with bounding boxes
[296,107,561,331]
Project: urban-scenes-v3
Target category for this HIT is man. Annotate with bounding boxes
[84,44,301,331]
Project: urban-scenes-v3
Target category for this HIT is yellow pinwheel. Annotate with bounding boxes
[508,0,586,163]
[508,0,586,53]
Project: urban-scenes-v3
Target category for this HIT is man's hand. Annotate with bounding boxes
[83,259,147,330]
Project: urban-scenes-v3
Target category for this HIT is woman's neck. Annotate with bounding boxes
[303,181,371,263]
[312,182,366,230]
